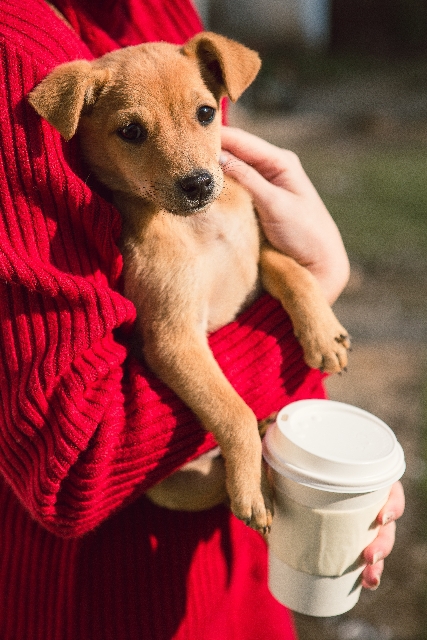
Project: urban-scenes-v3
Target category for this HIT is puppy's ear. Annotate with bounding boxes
[182,32,261,102]
[28,60,110,140]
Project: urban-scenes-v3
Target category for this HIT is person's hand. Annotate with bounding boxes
[360,481,405,590]
[220,126,350,304]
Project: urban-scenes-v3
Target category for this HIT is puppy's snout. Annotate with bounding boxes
[179,171,214,202]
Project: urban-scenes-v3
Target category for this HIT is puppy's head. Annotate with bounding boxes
[28,32,260,215]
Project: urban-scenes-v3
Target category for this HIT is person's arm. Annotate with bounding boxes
[220,126,350,304]
[221,126,405,590]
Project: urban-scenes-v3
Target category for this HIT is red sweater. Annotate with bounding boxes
[0,1,326,638]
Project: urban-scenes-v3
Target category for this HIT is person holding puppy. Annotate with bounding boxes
[0,0,404,639]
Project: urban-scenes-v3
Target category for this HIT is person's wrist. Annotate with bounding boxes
[310,253,350,305]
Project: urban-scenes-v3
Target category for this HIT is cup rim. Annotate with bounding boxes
[263,400,406,493]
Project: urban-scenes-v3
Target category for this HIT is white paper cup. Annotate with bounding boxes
[262,399,405,617]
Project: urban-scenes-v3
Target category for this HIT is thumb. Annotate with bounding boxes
[220,151,278,207]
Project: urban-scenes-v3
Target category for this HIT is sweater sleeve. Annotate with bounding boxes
[0,7,325,538]
[0,39,223,537]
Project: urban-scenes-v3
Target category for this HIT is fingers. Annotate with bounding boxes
[376,481,405,526]
[221,126,288,177]
[361,521,396,589]
[360,482,405,591]
[363,519,397,567]
[361,558,385,590]
[221,126,308,192]
[220,150,286,210]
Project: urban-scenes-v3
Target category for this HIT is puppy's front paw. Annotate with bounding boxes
[297,312,351,374]
[228,468,273,533]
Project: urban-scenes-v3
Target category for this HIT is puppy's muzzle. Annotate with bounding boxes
[178,170,215,209]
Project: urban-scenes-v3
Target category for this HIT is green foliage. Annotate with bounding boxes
[300,144,427,270]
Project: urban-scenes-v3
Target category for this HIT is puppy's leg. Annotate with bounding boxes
[145,449,228,512]
[143,325,273,532]
[260,245,350,373]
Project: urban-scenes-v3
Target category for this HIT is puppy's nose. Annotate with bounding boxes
[179,171,214,201]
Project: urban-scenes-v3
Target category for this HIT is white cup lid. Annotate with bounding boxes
[263,400,405,492]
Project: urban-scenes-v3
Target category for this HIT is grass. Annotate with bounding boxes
[299,142,427,270]
[245,48,427,271]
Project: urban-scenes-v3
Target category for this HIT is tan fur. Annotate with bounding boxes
[28,32,349,531]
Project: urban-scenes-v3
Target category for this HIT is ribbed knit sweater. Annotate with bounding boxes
[0,1,326,638]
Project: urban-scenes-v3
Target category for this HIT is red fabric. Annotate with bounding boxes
[53,0,203,55]
[0,0,326,638]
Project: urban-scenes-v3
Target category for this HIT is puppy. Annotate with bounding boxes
[29,32,349,532]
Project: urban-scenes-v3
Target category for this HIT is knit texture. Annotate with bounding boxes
[0,1,326,637]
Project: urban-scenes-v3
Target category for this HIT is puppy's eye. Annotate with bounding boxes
[117,123,147,143]
[197,106,216,125]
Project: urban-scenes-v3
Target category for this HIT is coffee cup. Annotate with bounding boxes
[262,399,405,617]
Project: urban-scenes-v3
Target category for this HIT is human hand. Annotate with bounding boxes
[360,481,405,590]
[220,126,350,304]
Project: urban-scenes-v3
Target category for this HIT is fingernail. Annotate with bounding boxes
[381,512,395,526]
[369,576,381,590]
[371,552,383,565]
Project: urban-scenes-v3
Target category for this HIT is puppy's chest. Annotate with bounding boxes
[122,197,261,333]
[200,205,261,332]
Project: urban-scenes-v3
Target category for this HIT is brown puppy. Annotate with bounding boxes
[28,32,349,532]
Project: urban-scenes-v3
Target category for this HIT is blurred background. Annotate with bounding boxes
[194,2,427,639]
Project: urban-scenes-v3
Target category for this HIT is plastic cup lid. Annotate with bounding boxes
[263,399,405,493]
